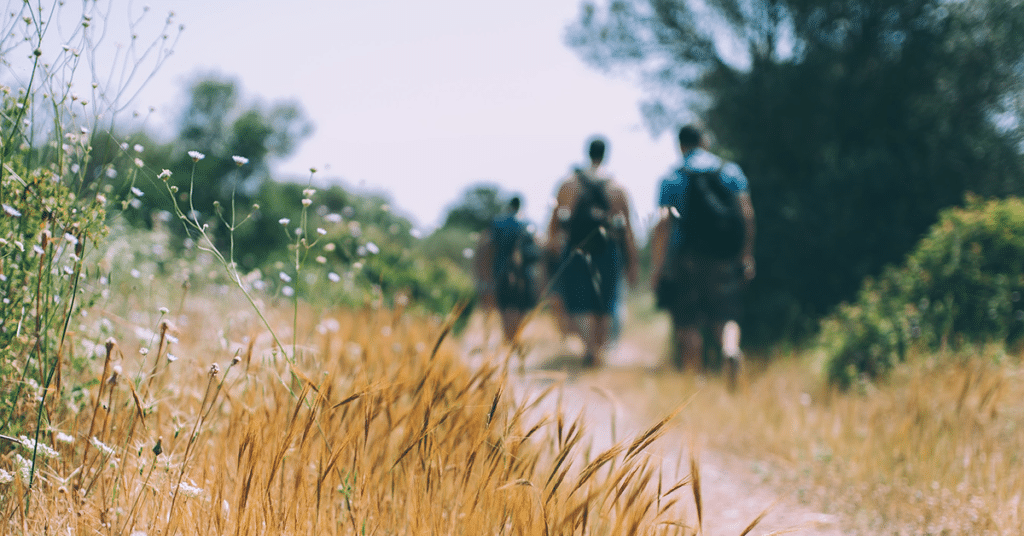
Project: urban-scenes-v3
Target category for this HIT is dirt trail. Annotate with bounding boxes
[462,311,849,535]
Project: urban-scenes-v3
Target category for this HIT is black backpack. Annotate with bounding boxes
[679,166,744,259]
[492,218,540,307]
[565,169,613,255]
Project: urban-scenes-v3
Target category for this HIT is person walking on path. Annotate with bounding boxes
[546,136,639,367]
[474,196,541,347]
[650,125,756,389]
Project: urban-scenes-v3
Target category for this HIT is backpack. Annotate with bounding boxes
[491,217,540,308]
[678,166,744,259]
[565,169,613,256]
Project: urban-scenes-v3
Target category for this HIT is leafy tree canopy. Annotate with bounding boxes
[568,0,1024,342]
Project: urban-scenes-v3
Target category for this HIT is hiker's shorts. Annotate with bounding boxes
[656,255,744,327]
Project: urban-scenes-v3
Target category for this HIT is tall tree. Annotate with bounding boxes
[568,0,1024,342]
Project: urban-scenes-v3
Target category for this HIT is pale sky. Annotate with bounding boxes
[15,0,688,233]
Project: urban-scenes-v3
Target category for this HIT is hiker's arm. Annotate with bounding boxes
[738,192,756,281]
[650,207,671,291]
[611,186,640,289]
[545,181,573,256]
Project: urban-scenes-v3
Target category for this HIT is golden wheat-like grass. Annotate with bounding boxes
[2,295,704,535]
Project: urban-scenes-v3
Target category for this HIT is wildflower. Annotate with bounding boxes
[131,187,144,197]
[325,213,342,224]
[282,286,295,297]
[315,256,327,264]
[120,142,129,151]
[166,354,177,363]
[159,306,169,315]
[303,188,316,197]
[316,227,327,235]
[187,150,205,162]
[0,469,13,484]
[365,242,380,255]
[63,266,74,275]
[463,248,474,259]
[13,454,31,483]
[33,245,45,255]
[55,432,74,444]
[278,218,290,226]
[71,164,80,173]
[324,243,336,252]
[310,167,317,174]
[209,363,220,377]
[134,158,144,168]
[106,168,117,179]
[410,229,422,239]
[178,481,205,498]
[2,204,21,217]
[90,437,116,457]
[18,436,59,458]
[232,155,248,166]
[64,233,79,245]
[327,272,341,283]
[301,198,312,207]
[279,272,292,283]
[158,169,172,180]
[134,144,144,153]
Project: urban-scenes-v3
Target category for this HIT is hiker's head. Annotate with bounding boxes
[587,136,607,165]
[678,125,705,152]
[508,196,522,214]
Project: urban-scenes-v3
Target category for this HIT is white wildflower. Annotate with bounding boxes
[315,256,327,264]
[64,233,78,245]
[131,187,144,197]
[282,286,295,297]
[33,245,45,255]
[187,150,205,162]
[2,204,21,217]
[55,432,74,444]
[105,168,117,179]
[166,354,177,363]
[327,272,341,283]
[134,144,144,153]
[279,272,292,283]
[303,188,316,197]
[324,213,342,224]
[316,227,327,236]
[134,158,144,168]
[18,436,59,458]
[463,248,474,259]
[159,306,169,315]
[12,454,31,483]
[301,198,312,207]
[91,437,116,457]
[232,155,248,166]
[120,142,129,151]
[178,481,204,498]
[158,169,172,180]
[278,218,290,226]
[365,242,380,255]
[0,469,13,484]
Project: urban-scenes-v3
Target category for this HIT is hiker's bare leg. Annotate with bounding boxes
[572,313,606,367]
[675,325,704,373]
[550,295,575,339]
[719,320,743,391]
[500,309,525,345]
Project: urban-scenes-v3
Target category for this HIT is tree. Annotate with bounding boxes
[568,0,1024,342]
[441,183,517,231]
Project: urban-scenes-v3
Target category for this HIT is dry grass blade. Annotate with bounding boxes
[625,394,695,462]
[690,451,702,534]
[739,501,778,536]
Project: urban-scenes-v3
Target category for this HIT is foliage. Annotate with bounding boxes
[820,195,1024,388]
[440,182,519,232]
[567,0,1024,343]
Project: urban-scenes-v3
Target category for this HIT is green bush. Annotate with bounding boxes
[821,195,1024,388]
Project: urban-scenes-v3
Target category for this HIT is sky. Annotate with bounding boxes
[14,0,687,233]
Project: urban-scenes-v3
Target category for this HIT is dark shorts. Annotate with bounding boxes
[656,254,744,327]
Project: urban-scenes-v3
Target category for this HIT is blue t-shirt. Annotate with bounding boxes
[658,148,748,248]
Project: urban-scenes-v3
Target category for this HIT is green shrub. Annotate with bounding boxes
[821,195,1024,388]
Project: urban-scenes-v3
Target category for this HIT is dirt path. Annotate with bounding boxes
[462,311,850,535]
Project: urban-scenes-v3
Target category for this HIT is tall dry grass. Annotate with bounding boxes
[635,346,1024,534]
[2,292,707,535]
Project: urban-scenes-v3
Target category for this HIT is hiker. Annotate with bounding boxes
[474,196,541,345]
[546,136,639,367]
[651,124,756,389]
